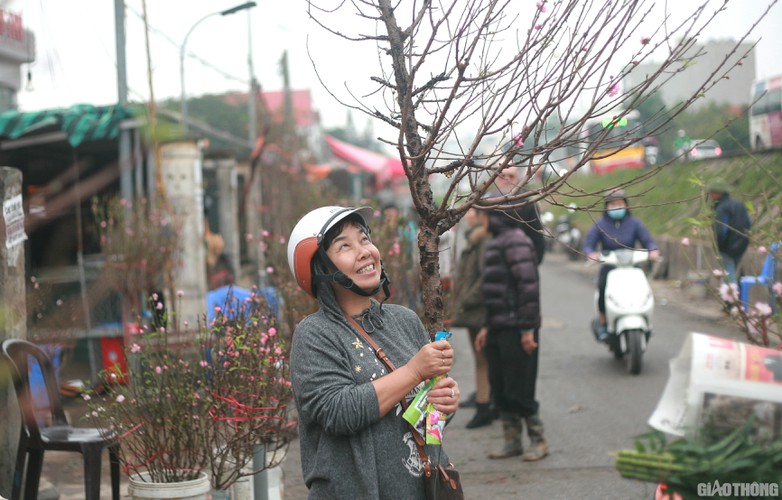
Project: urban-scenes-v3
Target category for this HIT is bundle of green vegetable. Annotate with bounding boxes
[616,422,782,499]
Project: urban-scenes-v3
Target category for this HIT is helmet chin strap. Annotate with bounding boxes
[313,247,391,301]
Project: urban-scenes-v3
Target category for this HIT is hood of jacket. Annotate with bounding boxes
[488,209,520,236]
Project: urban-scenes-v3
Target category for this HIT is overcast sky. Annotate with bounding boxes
[9,0,782,130]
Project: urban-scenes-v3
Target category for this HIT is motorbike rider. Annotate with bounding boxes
[582,190,660,341]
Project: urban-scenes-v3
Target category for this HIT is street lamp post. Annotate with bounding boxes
[180,2,257,132]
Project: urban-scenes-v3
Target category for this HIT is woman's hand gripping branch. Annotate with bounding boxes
[372,339,459,416]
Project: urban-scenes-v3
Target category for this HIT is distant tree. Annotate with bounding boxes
[634,91,677,160]
[159,95,248,152]
[307,0,772,332]
[325,117,385,153]
[324,126,349,142]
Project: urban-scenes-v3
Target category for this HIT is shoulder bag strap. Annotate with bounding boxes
[345,314,433,473]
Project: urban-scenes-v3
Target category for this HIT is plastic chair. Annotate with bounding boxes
[1,338,120,500]
[739,242,780,311]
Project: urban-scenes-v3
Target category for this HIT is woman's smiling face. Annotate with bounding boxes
[325,221,381,292]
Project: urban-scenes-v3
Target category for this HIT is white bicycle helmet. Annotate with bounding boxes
[287,206,388,298]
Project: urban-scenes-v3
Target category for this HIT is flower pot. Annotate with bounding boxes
[128,471,211,500]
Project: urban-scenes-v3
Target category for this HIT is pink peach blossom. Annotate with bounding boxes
[754,302,772,316]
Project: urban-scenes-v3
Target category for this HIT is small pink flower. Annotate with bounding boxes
[754,302,772,316]
[773,282,782,297]
[266,266,274,274]
[534,24,542,30]
[131,343,141,353]
[82,394,91,401]
[681,237,690,246]
[155,366,162,374]
[269,327,277,337]
[640,36,650,45]
[261,230,270,238]
[608,83,619,97]
[200,360,208,367]
[712,269,725,277]
[156,302,164,310]
[536,1,547,12]
[116,395,125,403]
[177,290,184,297]
[758,246,768,254]
[152,293,159,300]
[719,282,738,302]
[246,233,254,241]
[56,299,63,306]
[184,320,189,327]
[194,392,201,399]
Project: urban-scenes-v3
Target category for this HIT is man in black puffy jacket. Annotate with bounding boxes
[475,206,548,462]
[492,168,547,264]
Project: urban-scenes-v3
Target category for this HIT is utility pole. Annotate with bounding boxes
[247,11,257,148]
[114,0,132,202]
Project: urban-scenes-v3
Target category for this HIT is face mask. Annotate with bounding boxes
[607,207,626,220]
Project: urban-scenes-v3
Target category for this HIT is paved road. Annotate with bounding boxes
[36,253,741,499]
[281,253,741,499]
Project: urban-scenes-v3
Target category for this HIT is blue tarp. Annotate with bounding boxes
[205,285,279,324]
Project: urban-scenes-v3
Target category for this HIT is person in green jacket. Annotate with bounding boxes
[452,208,494,428]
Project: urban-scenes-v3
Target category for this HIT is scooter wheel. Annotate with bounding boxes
[626,329,644,375]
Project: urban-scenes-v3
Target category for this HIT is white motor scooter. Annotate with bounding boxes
[590,249,655,375]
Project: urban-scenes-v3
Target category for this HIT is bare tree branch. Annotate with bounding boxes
[307,0,777,332]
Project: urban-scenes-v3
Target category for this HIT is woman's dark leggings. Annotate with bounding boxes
[597,264,616,314]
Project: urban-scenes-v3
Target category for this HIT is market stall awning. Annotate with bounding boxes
[324,134,406,184]
[0,104,138,148]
